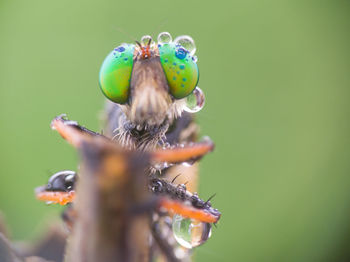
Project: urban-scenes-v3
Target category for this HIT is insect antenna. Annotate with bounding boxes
[147,37,152,47]
[135,41,142,49]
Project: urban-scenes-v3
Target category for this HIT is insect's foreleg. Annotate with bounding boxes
[51,114,107,147]
[152,138,214,166]
[35,187,75,205]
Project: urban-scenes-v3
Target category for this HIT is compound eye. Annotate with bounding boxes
[99,44,135,104]
[158,42,199,99]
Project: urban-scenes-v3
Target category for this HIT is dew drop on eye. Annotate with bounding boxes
[174,35,196,56]
[172,214,212,249]
[140,35,154,46]
[184,87,205,113]
[157,32,173,44]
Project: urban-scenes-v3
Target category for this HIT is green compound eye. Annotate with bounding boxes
[158,43,199,99]
[99,44,135,104]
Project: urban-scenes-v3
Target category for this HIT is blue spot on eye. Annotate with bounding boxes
[164,59,168,63]
[124,57,128,61]
[176,71,180,75]
[173,62,177,66]
[179,65,185,70]
[175,47,188,59]
[158,44,161,47]
[115,46,125,52]
[173,76,177,80]
[182,78,187,82]
[181,84,185,87]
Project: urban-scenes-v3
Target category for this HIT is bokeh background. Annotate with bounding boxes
[1,0,350,261]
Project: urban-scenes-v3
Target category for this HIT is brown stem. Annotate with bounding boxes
[64,138,151,262]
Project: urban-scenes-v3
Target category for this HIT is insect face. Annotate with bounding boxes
[99,32,200,131]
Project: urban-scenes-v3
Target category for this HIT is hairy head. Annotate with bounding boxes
[99,33,200,147]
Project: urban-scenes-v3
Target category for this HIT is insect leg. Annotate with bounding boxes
[35,170,77,205]
[150,178,221,224]
[52,114,105,137]
[35,188,75,205]
[152,138,215,165]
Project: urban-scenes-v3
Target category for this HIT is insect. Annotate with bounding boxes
[35,32,221,261]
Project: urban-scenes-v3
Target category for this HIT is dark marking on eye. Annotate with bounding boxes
[175,47,188,60]
[115,46,125,52]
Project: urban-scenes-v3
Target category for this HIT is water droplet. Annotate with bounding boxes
[172,214,212,249]
[174,35,196,56]
[157,32,172,44]
[140,35,154,46]
[184,87,205,113]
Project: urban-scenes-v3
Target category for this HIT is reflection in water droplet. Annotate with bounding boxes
[157,32,172,44]
[174,35,196,56]
[140,35,154,46]
[184,87,205,113]
[172,214,212,249]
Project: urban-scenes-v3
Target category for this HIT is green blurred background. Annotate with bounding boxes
[1,0,350,261]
